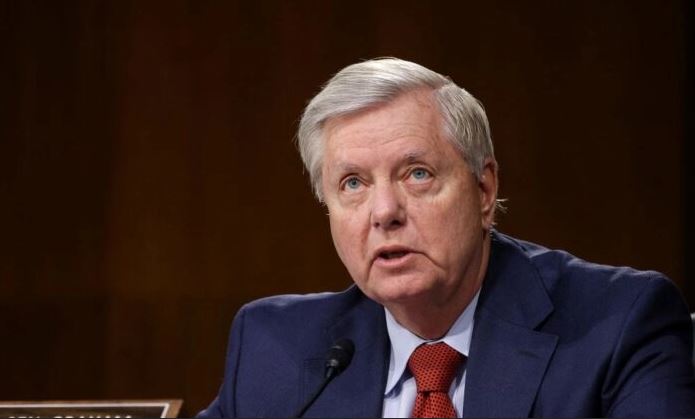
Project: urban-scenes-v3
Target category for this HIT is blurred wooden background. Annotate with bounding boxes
[1,0,692,415]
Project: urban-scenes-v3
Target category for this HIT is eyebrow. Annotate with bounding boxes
[333,162,362,175]
[330,149,431,175]
[402,150,428,164]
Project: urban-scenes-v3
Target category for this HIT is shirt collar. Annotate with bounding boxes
[383,289,480,395]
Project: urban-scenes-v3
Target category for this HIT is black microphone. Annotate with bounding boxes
[293,338,355,418]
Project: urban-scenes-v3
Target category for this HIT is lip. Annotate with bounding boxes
[371,245,417,269]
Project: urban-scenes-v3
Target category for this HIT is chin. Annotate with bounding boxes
[363,273,439,305]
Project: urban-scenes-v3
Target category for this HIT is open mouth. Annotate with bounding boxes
[378,251,410,260]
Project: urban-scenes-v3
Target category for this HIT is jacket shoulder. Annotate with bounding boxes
[492,231,695,416]
[240,285,366,330]
[495,231,675,304]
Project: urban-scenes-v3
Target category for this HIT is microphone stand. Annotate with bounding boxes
[293,366,341,418]
[293,338,355,418]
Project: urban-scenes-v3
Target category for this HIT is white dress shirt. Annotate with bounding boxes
[382,290,480,418]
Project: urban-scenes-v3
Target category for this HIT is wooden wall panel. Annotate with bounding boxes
[0,0,688,414]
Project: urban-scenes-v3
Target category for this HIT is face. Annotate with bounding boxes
[321,89,498,314]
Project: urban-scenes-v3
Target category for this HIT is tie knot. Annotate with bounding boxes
[408,342,462,393]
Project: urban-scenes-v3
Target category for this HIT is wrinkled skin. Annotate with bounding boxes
[321,89,498,339]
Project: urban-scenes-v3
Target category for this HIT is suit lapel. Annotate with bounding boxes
[301,293,389,418]
[464,311,558,417]
[464,232,558,418]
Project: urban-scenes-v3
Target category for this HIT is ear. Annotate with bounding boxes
[478,158,499,230]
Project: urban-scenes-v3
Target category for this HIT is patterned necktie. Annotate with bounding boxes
[408,342,463,418]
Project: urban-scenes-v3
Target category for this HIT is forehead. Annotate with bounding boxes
[322,89,457,164]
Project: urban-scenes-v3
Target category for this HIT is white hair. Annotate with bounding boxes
[297,57,495,202]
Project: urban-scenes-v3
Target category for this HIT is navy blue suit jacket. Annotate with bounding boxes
[199,232,695,417]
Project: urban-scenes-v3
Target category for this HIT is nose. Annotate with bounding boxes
[370,182,406,230]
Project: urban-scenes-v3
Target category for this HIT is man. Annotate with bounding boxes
[199,58,695,417]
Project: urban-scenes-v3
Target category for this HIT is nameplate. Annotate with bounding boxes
[0,400,182,418]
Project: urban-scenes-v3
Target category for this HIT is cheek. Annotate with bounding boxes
[412,189,481,245]
[329,216,348,255]
[329,211,366,266]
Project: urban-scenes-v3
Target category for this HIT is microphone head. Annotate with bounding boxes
[324,338,355,377]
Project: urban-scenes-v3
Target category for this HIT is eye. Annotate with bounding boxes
[343,176,363,191]
[409,168,431,181]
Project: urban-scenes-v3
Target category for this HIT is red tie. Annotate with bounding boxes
[408,342,462,418]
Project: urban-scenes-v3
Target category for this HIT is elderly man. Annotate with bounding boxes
[199,58,695,417]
